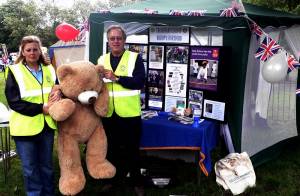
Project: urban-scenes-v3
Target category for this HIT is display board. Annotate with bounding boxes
[106,26,230,122]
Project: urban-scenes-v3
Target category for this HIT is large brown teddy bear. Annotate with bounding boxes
[49,61,116,195]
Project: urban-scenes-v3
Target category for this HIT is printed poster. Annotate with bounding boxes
[166,46,189,64]
[148,70,164,87]
[164,96,186,113]
[149,26,190,43]
[189,46,220,91]
[165,63,188,97]
[149,45,164,69]
[148,86,163,110]
[203,99,225,121]
[188,90,203,115]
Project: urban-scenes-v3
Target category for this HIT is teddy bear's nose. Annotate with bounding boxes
[88,97,97,104]
[78,91,98,105]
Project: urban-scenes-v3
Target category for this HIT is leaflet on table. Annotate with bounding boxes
[203,99,225,121]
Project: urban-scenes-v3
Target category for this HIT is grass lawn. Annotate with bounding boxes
[1,73,300,195]
[1,138,300,195]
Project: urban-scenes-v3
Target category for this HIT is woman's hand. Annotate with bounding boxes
[43,104,49,114]
[46,85,62,113]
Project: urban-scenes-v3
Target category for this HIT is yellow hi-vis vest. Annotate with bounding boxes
[8,62,57,136]
[98,51,141,117]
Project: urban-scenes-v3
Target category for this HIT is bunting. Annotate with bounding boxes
[144,8,158,14]
[169,10,187,16]
[187,10,206,16]
[287,54,300,73]
[169,10,206,16]
[255,36,281,62]
[250,22,264,40]
[220,8,237,17]
[76,20,89,42]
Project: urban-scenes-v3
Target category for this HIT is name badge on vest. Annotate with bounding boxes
[120,65,126,71]
[46,75,51,83]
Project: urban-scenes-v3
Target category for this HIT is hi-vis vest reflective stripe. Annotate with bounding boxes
[98,51,141,117]
[8,62,57,136]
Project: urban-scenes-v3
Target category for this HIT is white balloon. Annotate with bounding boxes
[262,51,288,83]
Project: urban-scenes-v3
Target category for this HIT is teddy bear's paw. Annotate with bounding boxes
[49,99,76,121]
[59,173,86,195]
[88,160,116,179]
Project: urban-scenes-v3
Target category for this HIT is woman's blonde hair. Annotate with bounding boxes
[15,35,50,65]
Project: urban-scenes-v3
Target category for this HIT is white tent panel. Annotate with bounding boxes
[242,26,299,156]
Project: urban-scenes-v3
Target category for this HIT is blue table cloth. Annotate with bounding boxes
[140,113,219,175]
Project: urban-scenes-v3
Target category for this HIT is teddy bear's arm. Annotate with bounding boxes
[94,84,109,117]
[49,99,76,121]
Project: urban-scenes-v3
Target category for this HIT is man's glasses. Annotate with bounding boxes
[108,36,123,41]
[25,48,39,52]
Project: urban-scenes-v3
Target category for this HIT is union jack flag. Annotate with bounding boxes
[76,19,89,42]
[250,22,263,39]
[296,83,300,96]
[220,8,237,17]
[255,36,281,62]
[287,54,300,73]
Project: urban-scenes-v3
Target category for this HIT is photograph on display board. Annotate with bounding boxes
[149,45,164,69]
[166,46,189,64]
[164,96,186,113]
[148,69,164,87]
[165,63,188,97]
[203,99,225,121]
[189,46,220,91]
[188,90,203,115]
[129,44,148,62]
[148,86,163,110]
[189,101,202,115]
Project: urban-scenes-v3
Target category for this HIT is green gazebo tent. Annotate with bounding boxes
[88,0,300,166]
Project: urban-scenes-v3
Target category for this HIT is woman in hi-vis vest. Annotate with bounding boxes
[5,36,60,196]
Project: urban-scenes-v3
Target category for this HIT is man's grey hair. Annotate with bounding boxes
[106,25,127,40]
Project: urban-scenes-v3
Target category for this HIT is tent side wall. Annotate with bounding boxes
[89,13,251,153]
[223,28,251,151]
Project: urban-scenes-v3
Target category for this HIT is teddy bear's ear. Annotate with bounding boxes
[95,64,105,79]
[57,65,73,80]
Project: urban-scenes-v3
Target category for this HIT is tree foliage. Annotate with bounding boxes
[0,0,127,52]
[243,0,300,15]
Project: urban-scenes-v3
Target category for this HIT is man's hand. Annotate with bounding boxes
[104,69,118,81]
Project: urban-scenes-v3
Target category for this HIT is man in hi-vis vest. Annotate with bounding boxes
[97,25,145,196]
